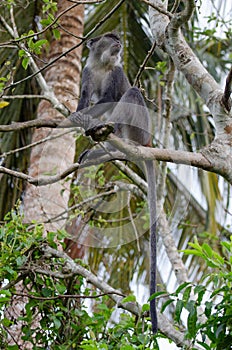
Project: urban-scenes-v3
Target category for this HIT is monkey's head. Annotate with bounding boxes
[86,33,122,67]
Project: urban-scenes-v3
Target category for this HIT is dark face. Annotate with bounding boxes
[87,34,122,64]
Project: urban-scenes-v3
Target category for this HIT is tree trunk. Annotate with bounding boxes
[23,2,84,233]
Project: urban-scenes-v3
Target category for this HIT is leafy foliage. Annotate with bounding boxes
[1,210,232,349]
[161,237,232,350]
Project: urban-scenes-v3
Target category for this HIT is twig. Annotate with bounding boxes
[133,40,157,87]
[0,117,67,132]
[140,0,172,18]
[127,191,141,252]
[13,291,125,300]
[1,94,49,100]
[170,0,180,13]
[1,129,77,158]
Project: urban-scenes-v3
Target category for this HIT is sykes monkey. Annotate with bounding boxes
[71,33,158,333]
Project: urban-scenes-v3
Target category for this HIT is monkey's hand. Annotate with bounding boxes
[85,122,115,142]
[68,111,93,130]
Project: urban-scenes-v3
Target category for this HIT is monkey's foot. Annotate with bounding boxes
[85,122,114,142]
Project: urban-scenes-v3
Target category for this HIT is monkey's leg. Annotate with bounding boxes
[110,87,151,146]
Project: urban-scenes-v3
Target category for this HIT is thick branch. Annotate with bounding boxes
[0,117,67,132]
[170,0,196,29]
[1,128,232,184]
[141,0,172,18]
[148,1,232,140]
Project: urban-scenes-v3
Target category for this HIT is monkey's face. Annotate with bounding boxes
[87,33,122,66]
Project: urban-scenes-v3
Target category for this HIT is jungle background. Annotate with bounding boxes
[0,0,231,349]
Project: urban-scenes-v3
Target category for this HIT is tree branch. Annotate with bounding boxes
[133,40,157,87]
[1,128,232,184]
[141,0,172,18]
[0,117,68,132]
[169,0,196,30]
[148,0,232,141]
[0,12,70,116]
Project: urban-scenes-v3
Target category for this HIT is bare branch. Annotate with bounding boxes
[169,0,196,30]
[133,40,157,87]
[170,0,180,13]
[0,117,67,132]
[1,129,231,184]
[43,188,117,224]
[13,291,125,301]
[140,0,172,18]
[1,129,77,158]
[2,95,49,100]
[0,161,80,186]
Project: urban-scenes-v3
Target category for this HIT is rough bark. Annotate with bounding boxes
[149,0,232,142]
[23,2,84,233]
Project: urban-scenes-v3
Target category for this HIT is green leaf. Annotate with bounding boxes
[53,28,61,39]
[202,243,213,257]
[160,299,174,313]
[205,301,212,317]
[22,57,30,70]
[175,299,184,322]
[1,317,12,327]
[0,290,12,297]
[41,287,52,297]
[197,342,211,350]
[34,39,48,48]
[187,306,197,338]
[51,316,61,329]
[194,285,206,305]
[121,295,136,303]
[56,283,66,294]
[181,249,202,257]
[18,49,26,57]
[142,303,150,312]
[174,282,191,295]
[221,241,231,252]
[148,291,166,301]
[183,286,192,303]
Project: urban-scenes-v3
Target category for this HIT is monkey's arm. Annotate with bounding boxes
[77,66,130,119]
[76,67,94,112]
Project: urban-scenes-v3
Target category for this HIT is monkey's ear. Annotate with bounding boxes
[86,39,94,49]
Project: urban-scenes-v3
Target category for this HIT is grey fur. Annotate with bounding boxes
[76,33,158,333]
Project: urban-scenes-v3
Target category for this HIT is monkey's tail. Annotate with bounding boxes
[145,160,158,334]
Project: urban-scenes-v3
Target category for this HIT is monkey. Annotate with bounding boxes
[69,33,158,333]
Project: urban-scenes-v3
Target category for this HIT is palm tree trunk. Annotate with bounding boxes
[23,2,84,232]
